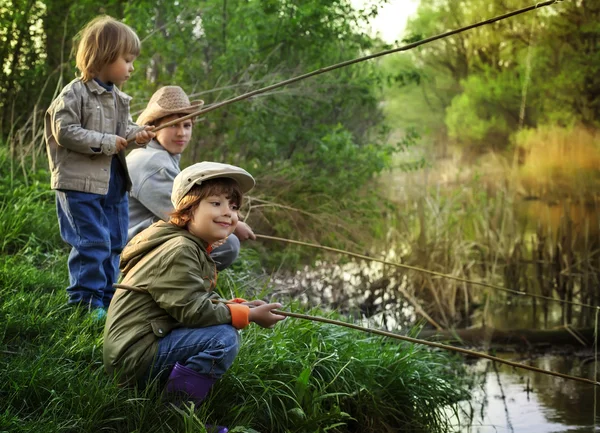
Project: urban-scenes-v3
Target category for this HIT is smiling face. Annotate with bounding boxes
[97,54,135,86]
[154,114,193,155]
[187,193,239,244]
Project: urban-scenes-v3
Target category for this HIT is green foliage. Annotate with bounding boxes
[215,309,468,432]
[445,71,518,148]
[384,0,600,152]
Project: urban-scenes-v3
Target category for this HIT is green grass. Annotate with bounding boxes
[0,149,470,432]
[0,252,469,432]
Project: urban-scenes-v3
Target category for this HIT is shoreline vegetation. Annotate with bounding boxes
[0,152,469,432]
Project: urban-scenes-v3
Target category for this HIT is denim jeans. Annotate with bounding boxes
[56,157,128,309]
[211,234,240,271]
[144,324,240,387]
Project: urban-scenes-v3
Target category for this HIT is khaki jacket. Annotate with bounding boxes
[44,78,142,194]
[103,221,250,385]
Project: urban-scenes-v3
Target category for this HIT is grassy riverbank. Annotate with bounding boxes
[0,151,469,433]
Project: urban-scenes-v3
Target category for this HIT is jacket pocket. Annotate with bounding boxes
[150,318,179,338]
[83,100,101,131]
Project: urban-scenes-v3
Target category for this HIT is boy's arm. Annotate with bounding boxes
[50,89,120,155]
[134,167,176,221]
[148,244,250,329]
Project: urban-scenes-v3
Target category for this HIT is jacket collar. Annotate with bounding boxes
[84,79,132,102]
[147,139,182,163]
[85,78,110,95]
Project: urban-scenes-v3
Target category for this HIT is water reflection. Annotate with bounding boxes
[517,199,600,245]
[471,299,568,330]
[450,354,600,432]
[270,259,417,330]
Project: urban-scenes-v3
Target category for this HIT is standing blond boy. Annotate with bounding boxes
[45,16,154,318]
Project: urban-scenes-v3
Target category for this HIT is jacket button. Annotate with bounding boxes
[158,329,163,334]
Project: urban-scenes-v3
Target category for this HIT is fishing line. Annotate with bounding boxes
[127,0,560,143]
[255,234,600,312]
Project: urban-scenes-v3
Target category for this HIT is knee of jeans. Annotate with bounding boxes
[211,234,240,271]
[217,326,240,371]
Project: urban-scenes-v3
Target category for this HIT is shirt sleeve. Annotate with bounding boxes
[49,87,118,155]
[147,243,249,328]
[134,167,176,221]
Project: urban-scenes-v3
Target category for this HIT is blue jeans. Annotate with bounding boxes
[56,157,128,309]
[144,324,240,386]
[211,234,240,271]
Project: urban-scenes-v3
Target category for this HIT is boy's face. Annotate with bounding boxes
[155,115,193,155]
[188,193,239,245]
[97,54,136,86]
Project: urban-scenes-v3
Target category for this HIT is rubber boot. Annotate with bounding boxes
[165,362,229,433]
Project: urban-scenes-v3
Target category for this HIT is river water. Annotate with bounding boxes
[271,252,599,431]
[449,354,599,432]
[269,190,600,431]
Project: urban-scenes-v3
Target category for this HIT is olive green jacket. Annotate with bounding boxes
[103,221,249,384]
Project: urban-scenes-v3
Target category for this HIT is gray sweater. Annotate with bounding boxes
[126,140,181,241]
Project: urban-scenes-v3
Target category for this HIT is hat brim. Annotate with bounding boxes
[137,100,204,126]
[173,171,255,208]
[194,171,255,194]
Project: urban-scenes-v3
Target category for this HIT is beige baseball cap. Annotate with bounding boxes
[171,161,255,208]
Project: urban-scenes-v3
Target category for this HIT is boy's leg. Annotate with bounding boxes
[102,157,129,308]
[146,324,240,386]
[56,190,110,309]
[210,234,240,271]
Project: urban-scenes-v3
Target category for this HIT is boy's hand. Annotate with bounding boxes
[248,303,286,328]
[234,221,256,241]
[242,300,266,307]
[134,126,155,146]
[115,136,128,153]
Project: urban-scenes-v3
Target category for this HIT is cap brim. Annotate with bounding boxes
[174,171,255,207]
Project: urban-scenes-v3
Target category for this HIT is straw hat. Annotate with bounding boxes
[172,161,255,208]
[137,86,204,126]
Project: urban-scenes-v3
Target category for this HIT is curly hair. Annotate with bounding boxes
[169,178,243,228]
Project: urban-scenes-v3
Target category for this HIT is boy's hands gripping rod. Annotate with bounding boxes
[113,283,599,387]
[112,283,284,328]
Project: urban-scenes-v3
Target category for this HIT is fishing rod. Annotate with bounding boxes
[255,234,600,312]
[127,0,560,143]
[112,283,599,387]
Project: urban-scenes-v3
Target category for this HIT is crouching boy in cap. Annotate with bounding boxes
[103,162,285,426]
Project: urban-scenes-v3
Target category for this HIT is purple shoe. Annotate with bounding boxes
[165,363,229,432]
[166,362,216,402]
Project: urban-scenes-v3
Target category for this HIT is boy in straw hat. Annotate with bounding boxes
[104,162,285,430]
[127,86,255,271]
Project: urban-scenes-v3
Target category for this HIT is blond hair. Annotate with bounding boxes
[75,16,141,82]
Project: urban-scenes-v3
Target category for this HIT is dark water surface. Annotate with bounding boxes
[449,354,600,432]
